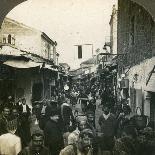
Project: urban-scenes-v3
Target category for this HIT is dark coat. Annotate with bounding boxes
[0,115,8,136]
[98,114,117,137]
[18,146,50,155]
[18,104,31,147]
[44,119,64,155]
[18,104,31,118]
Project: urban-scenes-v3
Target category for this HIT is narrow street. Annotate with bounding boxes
[0,0,155,155]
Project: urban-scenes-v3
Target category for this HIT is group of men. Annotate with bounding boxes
[0,89,155,155]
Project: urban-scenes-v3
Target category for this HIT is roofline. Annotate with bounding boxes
[4,17,56,46]
[41,32,55,45]
[4,17,41,33]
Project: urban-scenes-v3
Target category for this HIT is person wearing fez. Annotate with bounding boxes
[18,129,50,155]
[44,106,64,155]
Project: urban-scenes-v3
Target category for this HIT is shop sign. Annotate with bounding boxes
[120,79,129,88]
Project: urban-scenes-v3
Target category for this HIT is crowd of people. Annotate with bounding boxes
[0,86,155,155]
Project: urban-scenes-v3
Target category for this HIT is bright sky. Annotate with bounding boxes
[7,0,117,69]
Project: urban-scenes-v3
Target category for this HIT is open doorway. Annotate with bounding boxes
[32,83,43,103]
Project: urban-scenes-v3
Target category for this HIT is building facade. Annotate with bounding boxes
[117,0,155,122]
[0,18,59,106]
[0,18,57,62]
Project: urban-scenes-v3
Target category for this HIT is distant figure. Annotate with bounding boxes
[61,97,75,132]
[78,90,88,114]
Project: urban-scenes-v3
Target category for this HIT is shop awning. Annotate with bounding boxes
[43,64,58,72]
[145,72,155,92]
[3,60,42,68]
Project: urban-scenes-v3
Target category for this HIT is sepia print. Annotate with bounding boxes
[0,0,154,155]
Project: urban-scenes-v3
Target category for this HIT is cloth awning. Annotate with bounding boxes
[3,60,42,68]
[145,72,155,92]
[43,64,58,72]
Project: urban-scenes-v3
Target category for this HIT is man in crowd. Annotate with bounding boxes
[39,100,48,130]
[18,98,31,147]
[86,111,96,136]
[98,104,117,153]
[0,117,22,155]
[60,129,94,155]
[68,119,88,146]
[61,97,75,132]
[0,105,10,135]
[78,90,89,114]
[44,106,64,155]
[11,106,22,138]
[18,129,49,155]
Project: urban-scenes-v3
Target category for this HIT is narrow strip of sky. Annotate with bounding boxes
[7,0,117,68]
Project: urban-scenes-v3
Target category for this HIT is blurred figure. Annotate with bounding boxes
[39,100,48,130]
[11,106,22,138]
[86,111,96,135]
[78,90,88,114]
[137,127,155,155]
[18,98,31,147]
[60,129,94,155]
[114,126,138,155]
[68,119,88,146]
[98,104,117,153]
[0,118,22,155]
[87,98,96,115]
[0,105,11,135]
[61,97,75,132]
[117,105,132,138]
[18,129,49,155]
[44,107,64,155]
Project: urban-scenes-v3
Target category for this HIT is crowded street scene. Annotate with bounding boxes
[0,0,155,155]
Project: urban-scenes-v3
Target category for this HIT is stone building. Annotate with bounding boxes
[117,0,155,123]
[109,4,118,55]
[0,18,59,106]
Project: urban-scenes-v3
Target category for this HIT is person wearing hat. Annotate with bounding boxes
[44,106,64,155]
[18,129,49,155]
[60,128,94,155]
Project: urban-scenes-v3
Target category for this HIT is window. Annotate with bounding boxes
[3,37,6,43]
[8,34,11,44]
[12,37,15,45]
[78,45,82,59]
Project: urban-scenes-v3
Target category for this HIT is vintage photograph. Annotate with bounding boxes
[0,0,154,155]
